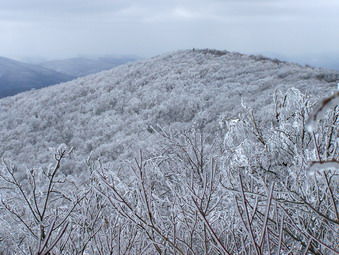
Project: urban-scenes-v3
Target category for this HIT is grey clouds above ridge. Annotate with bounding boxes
[0,0,338,60]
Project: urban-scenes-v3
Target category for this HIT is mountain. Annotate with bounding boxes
[38,56,140,77]
[0,49,337,171]
[261,51,339,71]
[0,57,74,98]
[290,52,339,71]
[0,49,338,254]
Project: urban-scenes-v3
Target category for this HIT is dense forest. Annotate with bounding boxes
[0,49,338,254]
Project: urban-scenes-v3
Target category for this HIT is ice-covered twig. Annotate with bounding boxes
[307,160,339,176]
[306,92,339,132]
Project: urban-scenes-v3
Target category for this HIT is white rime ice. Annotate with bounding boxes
[307,161,339,176]
[306,91,339,132]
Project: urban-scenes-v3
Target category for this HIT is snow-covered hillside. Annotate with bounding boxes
[0,49,338,254]
[0,49,337,169]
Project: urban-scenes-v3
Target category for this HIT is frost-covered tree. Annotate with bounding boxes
[95,88,338,254]
[220,88,338,254]
[0,145,87,254]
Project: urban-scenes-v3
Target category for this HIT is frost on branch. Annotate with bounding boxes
[0,145,87,254]
[305,90,339,176]
[306,91,339,132]
[307,160,339,176]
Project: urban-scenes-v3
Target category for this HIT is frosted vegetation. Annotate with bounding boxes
[0,49,338,254]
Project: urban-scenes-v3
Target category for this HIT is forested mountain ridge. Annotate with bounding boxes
[0,56,74,98]
[0,49,337,170]
[0,49,338,254]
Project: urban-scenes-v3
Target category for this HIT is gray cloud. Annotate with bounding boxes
[0,0,338,60]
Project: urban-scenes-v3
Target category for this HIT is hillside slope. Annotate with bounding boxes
[0,57,74,98]
[0,49,338,172]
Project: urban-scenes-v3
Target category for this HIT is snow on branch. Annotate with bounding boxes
[307,160,339,176]
[306,91,339,132]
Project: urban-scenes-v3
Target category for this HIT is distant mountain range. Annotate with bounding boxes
[261,52,339,71]
[0,57,74,98]
[1,51,338,99]
[290,53,339,71]
[0,56,139,98]
[38,56,140,77]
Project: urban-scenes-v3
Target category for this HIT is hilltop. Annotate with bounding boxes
[0,49,338,171]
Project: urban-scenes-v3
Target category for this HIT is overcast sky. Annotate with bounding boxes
[0,0,338,61]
